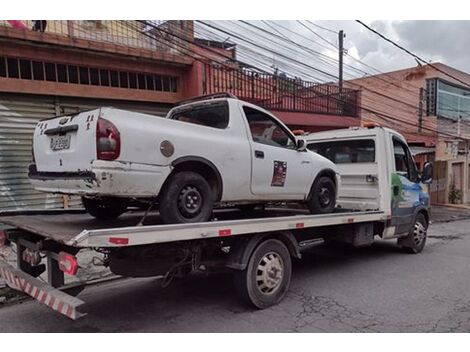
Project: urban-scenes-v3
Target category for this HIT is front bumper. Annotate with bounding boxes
[29,160,172,198]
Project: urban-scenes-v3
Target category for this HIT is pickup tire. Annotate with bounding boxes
[398,212,428,254]
[159,171,213,224]
[82,197,128,220]
[307,176,336,214]
[234,239,292,309]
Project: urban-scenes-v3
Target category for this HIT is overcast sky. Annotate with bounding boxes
[197,20,470,82]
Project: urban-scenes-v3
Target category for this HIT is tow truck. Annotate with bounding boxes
[0,123,433,320]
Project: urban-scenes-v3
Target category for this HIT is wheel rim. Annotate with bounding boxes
[177,185,203,218]
[413,221,426,246]
[256,251,284,295]
[318,186,332,208]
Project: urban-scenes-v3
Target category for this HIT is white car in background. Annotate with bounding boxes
[29,93,340,224]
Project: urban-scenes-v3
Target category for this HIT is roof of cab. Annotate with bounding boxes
[303,126,407,143]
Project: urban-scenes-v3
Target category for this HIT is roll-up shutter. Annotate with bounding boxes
[0,92,172,211]
[0,93,62,210]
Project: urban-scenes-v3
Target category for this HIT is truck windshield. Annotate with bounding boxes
[168,101,229,129]
[308,139,376,163]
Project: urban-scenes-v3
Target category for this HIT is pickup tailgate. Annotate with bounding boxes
[33,109,100,173]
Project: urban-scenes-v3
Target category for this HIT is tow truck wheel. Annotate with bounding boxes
[398,213,428,254]
[234,239,292,309]
[307,176,336,214]
[159,171,213,224]
[82,197,128,220]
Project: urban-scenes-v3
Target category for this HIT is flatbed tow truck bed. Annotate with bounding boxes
[0,207,388,320]
[0,208,386,248]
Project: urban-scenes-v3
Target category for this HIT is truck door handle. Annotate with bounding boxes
[255,150,264,159]
[393,186,399,196]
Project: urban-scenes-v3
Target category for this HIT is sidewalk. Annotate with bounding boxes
[431,204,470,223]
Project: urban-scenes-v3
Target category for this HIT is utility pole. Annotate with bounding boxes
[338,30,345,93]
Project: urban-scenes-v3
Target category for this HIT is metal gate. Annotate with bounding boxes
[0,92,171,211]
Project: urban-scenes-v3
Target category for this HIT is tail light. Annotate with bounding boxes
[58,252,78,276]
[96,118,121,160]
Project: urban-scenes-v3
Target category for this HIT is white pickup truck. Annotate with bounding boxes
[29,93,339,224]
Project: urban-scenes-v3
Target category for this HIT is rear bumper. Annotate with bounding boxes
[29,160,172,197]
[0,259,85,320]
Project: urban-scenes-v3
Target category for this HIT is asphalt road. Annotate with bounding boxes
[1,219,470,332]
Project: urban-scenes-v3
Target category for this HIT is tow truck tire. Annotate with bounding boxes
[159,171,213,224]
[82,197,128,220]
[307,176,336,214]
[234,239,292,309]
[398,213,428,254]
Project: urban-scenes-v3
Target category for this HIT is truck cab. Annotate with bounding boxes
[305,125,432,245]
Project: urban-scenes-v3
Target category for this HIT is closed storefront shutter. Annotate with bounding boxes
[0,92,172,211]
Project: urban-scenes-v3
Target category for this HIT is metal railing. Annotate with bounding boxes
[203,64,359,117]
[0,20,193,54]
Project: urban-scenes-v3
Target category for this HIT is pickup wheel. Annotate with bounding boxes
[234,239,292,309]
[307,176,336,214]
[159,171,213,224]
[398,213,428,254]
[82,197,128,220]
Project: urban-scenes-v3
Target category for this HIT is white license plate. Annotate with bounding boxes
[50,135,71,151]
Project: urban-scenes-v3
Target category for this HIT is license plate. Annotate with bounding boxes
[50,135,71,151]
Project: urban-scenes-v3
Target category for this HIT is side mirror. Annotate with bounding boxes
[296,139,307,152]
[421,162,433,184]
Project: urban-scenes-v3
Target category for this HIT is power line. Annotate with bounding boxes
[356,20,470,89]
[136,20,464,140]
[306,21,337,35]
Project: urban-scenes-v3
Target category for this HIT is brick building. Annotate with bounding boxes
[347,63,470,205]
[0,20,360,210]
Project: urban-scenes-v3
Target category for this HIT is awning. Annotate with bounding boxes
[409,146,435,156]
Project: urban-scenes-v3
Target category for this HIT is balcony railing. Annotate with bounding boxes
[203,64,359,117]
[0,20,193,55]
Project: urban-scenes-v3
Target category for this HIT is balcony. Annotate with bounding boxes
[0,20,194,65]
[203,64,360,117]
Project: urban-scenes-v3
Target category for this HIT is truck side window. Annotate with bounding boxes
[243,106,296,149]
[168,101,229,129]
[307,139,375,163]
[393,137,418,182]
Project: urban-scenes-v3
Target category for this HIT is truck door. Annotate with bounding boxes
[391,136,427,234]
[242,106,312,196]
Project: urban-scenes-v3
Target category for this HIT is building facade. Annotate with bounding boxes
[0,20,361,210]
[347,63,470,205]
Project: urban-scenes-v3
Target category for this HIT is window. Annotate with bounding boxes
[243,106,296,149]
[99,69,109,86]
[90,68,100,86]
[57,64,67,83]
[79,66,89,84]
[7,58,19,78]
[19,59,32,79]
[169,101,229,129]
[393,137,418,182]
[45,63,56,82]
[0,57,6,77]
[307,139,375,164]
[67,65,78,83]
[0,55,179,93]
[428,79,470,120]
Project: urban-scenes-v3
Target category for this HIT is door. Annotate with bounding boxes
[242,106,313,197]
[391,136,428,234]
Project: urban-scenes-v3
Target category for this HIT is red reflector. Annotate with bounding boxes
[109,237,129,245]
[347,218,354,223]
[58,252,78,276]
[218,229,232,237]
[296,223,304,229]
